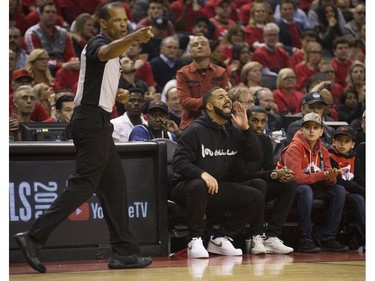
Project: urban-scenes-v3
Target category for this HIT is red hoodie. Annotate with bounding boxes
[277,130,336,185]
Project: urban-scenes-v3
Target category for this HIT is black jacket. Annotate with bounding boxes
[171,111,260,185]
[233,134,276,181]
[328,146,365,197]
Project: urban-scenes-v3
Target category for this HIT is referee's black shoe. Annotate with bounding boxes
[14,232,46,273]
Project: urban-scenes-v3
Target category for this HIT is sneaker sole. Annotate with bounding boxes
[250,249,266,255]
[207,243,242,256]
[187,252,209,259]
[265,248,294,254]
[188,248,209,259]
[207,248,243,256]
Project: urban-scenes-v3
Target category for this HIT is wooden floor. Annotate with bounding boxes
[9,251,365,281]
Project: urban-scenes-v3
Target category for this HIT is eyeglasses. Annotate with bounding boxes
[322,70,335,74]
[240,100,254,106]
[283,76,296,80]
[309,51,322,55]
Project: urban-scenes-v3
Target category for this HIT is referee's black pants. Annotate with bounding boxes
[29,105,141,256]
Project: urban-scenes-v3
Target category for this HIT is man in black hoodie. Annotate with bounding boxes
[170,87,266,258]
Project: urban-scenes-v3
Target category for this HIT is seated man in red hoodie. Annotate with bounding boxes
[277,112,348,253]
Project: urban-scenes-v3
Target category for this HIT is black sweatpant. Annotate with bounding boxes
[171,178,265,239]
[244,179,297,237]
[28,105,141,256]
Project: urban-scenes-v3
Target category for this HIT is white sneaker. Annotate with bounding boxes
[251,235,266,255]
[207,236,243,256]
[264,236,294,254]
[188,237,209,258]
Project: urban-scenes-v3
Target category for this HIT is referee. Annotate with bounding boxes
[14,1,154,273]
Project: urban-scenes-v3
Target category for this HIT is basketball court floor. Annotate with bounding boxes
[9,250,365,281]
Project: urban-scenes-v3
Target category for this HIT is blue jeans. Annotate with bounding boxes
[296,184,346,241]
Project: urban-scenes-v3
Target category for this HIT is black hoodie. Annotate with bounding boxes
[171,111,261,185]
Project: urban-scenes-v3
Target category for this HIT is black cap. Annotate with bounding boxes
[147,100,169,114]
[151,16,168,29]
[302,92,326,105]
[194,16,210,26]
[128,87,145,95]
[334,126,356,140]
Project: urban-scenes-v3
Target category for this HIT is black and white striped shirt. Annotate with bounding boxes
[74,34,121,113]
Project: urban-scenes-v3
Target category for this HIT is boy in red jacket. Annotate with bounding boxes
[277,112,348,253]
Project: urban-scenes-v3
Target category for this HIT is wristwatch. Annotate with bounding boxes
[270,170,278,180]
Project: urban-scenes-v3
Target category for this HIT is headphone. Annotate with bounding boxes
[253,88,264,106]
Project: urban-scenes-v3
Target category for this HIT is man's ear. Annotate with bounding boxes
[206,102,213,111]
[99,18,107,30]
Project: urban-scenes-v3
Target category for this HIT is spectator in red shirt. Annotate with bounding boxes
[252,23,291,75]
[202,0,239,23]
[32,82,56,116]
[291,29,318,69]
[58,0,102,25]
[9,51,17,92]
[170,0,206,34]
[272,68,304,115]
[220,25,247,65]
[209,0,236,41]
[226,43,251,86]
[237,0,253,25]
[331,36,353,88]
[9,68,50,122]
[54,57,80,91]
[10,0,28,36]
[244,1,273,51]
[345,61,365,99]
[176,33,229,129]
[295,42,323,92]
[136,0,175,37]
[9,86,38,141]
[70,13,95,58]
[318,60,344,105]
[25,49,56,88]
[25,0,65,30]
[24,2,77,76]
[240,61,263,89]
[124,42,157,96]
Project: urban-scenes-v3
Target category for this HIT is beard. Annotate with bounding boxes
[213,104,232,120]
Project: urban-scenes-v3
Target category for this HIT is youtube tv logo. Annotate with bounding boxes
[68,203,90,221]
